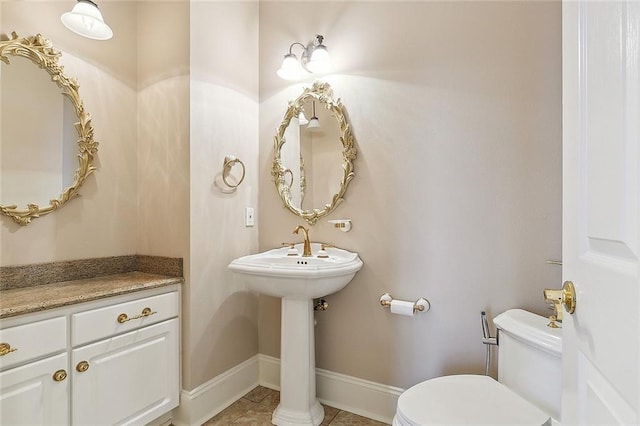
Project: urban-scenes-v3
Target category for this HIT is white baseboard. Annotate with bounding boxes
[258,354,403,425]
[258,354,281,390]
[171,355,259,426]
[171,354,403,426]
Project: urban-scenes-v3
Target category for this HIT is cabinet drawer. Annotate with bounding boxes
[71,291,178,346]
[0,316,67,371]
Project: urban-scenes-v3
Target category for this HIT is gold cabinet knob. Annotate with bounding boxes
[0,342,17,356]
[52,369,67,382]
[76,361,90,373]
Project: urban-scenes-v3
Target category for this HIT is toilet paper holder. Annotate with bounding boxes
[380,293,430,313]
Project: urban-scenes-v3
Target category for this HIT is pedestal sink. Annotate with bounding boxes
[229,243,363,426]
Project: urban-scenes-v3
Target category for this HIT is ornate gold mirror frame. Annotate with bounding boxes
[272,81,356,225]
[0,32,98,226]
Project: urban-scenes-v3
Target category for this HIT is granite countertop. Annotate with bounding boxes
[0,271,183,319]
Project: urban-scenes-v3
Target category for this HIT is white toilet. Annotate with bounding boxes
[393,309,562,425]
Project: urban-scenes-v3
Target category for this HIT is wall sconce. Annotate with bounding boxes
[298,111,309,126]
[277,34,332,81]
[61,0,113,40]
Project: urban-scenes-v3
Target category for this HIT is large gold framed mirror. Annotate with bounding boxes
[0,32,98,226]
[272,81,356,225]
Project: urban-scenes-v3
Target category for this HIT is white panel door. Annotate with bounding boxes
[562,0,639,424]
[0,353,69,425]
[71,319,179,426]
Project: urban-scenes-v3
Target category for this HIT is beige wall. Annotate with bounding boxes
[135,0,192,387]
[187,1,259,389]
[258,1,562,389]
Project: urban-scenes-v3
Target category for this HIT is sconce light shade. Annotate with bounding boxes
[276,35,332,80]
[306,45,331,74]
[277,53,305,81]
[298,111,309,126]
[61,0,113,40]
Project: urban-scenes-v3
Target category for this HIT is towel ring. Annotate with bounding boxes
[222,156,246,189]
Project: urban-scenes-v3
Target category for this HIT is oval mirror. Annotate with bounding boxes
[272,81,356,225]
[0,32,98,226]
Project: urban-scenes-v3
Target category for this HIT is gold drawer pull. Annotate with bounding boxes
[53,370,67,382]
[116,307,157,324]
[76,361,89,373]
[0,343,17,356]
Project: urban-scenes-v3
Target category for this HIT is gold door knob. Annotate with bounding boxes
[52,369,67,382]
[76,361,90,372]
[544,280,577,315]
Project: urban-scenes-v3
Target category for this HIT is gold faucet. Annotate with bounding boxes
[293,225,312,257]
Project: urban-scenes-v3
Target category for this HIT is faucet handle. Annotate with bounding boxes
[281,242,299,256]
[317,244,335,258]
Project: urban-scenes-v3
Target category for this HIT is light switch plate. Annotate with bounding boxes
[245,207,254,227]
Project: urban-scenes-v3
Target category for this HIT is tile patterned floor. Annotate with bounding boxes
[202,386,389,425]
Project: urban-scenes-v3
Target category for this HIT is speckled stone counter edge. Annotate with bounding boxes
[0,272,183,319]
[0,255,183,291]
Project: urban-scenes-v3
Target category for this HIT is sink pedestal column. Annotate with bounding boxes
[272,298,324,426]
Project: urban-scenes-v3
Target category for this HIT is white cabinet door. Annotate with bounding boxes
[562,0,640,423]
[71,319,179,426]
[0,353,69,425]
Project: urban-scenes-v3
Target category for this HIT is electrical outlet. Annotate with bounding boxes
[245,207,255,227]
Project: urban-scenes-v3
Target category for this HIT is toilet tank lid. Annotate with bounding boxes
[494,309,562,355]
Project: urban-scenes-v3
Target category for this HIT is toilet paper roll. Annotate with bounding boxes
[390,300,415,316]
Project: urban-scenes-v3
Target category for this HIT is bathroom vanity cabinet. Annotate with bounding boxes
[0,282,180,425]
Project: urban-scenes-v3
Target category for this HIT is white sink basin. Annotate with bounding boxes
[228,243,363,299]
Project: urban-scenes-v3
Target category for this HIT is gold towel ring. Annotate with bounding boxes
[222,156,246,189]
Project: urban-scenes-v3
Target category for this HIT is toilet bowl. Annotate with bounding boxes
[393,309,561,426]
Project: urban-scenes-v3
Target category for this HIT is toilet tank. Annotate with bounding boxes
[493,309,562,421]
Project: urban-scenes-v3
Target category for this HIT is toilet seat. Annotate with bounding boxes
[393,375,550,426]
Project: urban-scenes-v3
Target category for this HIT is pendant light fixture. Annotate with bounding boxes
[61,0,113,40]
[307,101,320,130]
[277,35,332,81]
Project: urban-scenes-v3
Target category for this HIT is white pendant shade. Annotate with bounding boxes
[298,111,309,126]
[307,117,320,130]
[61,0,113,40]
[277,53,305,81]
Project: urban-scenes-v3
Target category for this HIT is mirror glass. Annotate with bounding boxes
[272,81,356,225]
[1,56,78,207]
[0,33,98,226]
